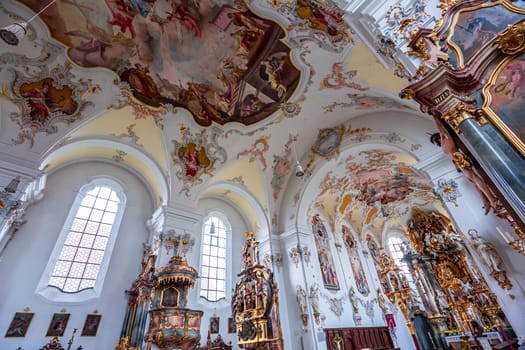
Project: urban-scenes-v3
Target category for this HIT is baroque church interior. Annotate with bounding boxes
[1,0,525,349]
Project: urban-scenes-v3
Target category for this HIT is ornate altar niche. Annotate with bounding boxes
[145,236,203,350]
[401,0,525,238]
[232,232,283,350]
[406,208,512,338]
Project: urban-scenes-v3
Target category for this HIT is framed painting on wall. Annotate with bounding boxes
[210,316,220,334]
[228,317,236,334]
[46,313,70,337]
[482,52,525,157]
[81,314,102,337]
[5,312,34,337]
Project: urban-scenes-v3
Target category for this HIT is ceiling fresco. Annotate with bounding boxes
[311,148,439,235]
[1,61,97,147]
[0,0,441,234]
[19,0,301,126]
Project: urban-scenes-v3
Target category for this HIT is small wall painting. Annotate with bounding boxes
[312,126,344,159]
[210,316,220,334]
[5,312,34,337]
[228,317,236,334]
[81,314,102,337]
[46,313,70,337]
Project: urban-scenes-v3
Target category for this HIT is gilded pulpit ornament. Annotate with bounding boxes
[146,234,203,350]
[232,232,283,349]
[496,23,525,56]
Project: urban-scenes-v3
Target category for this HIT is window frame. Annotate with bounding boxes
[36,177,126,303]
[386,233,415,285]
[198,211,232,307]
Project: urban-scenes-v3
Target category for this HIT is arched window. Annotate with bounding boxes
[199,213,230,302]
[37,178,126,302]
[387,235,413,284]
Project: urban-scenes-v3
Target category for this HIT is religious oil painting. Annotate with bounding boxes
[81,314,102,337]
[447,3,524,67]
[20,0,301,126]
[312,126,344,159]
[312,214,340,290]
[210,316,220,334]
[342,225,370,296]
[5,312,34,338]
[483,53,525,157]
[46,313,70,337]
[228,317,236,334]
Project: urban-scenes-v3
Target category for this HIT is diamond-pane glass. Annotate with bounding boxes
[71,219,87,232]
[89,209,103,222]
[79,234,95,248]
[64,278,80,292]
[48,185,121,293]
[81,195,96,207]
[105,201,118,213]
[98,224,112,236]
[79,279,95,290]
[98,187,111,199]
[64,232,82,246]
[200,215,229,302]
[76,207,91,219]
[85,221,99,234]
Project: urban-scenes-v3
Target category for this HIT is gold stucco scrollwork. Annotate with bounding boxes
[441,102,487,133]
[496,22,525,56]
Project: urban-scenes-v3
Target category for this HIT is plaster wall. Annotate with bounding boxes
[0,161,154,350]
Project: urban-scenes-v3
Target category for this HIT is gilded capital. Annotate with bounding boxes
[441,102,487,133]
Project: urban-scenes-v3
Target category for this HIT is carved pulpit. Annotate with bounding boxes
[232,232,283,350]
[145,233,203,350]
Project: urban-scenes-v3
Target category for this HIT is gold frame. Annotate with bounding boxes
[445,0,525,68]
[481,54,525,157]
[4,312,34,338]
[80,314,102,337]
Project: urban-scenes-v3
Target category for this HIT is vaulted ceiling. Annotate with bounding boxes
[0,0,444,236]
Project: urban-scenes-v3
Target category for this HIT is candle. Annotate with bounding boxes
[496,227,514,244]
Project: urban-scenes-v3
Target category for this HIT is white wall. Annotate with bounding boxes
[0,161,154,350]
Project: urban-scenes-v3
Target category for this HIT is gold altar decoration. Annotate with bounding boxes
[375,250,415,334]
[496,22,525,56]
[232,232,283,350]
[406,208,511,336]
